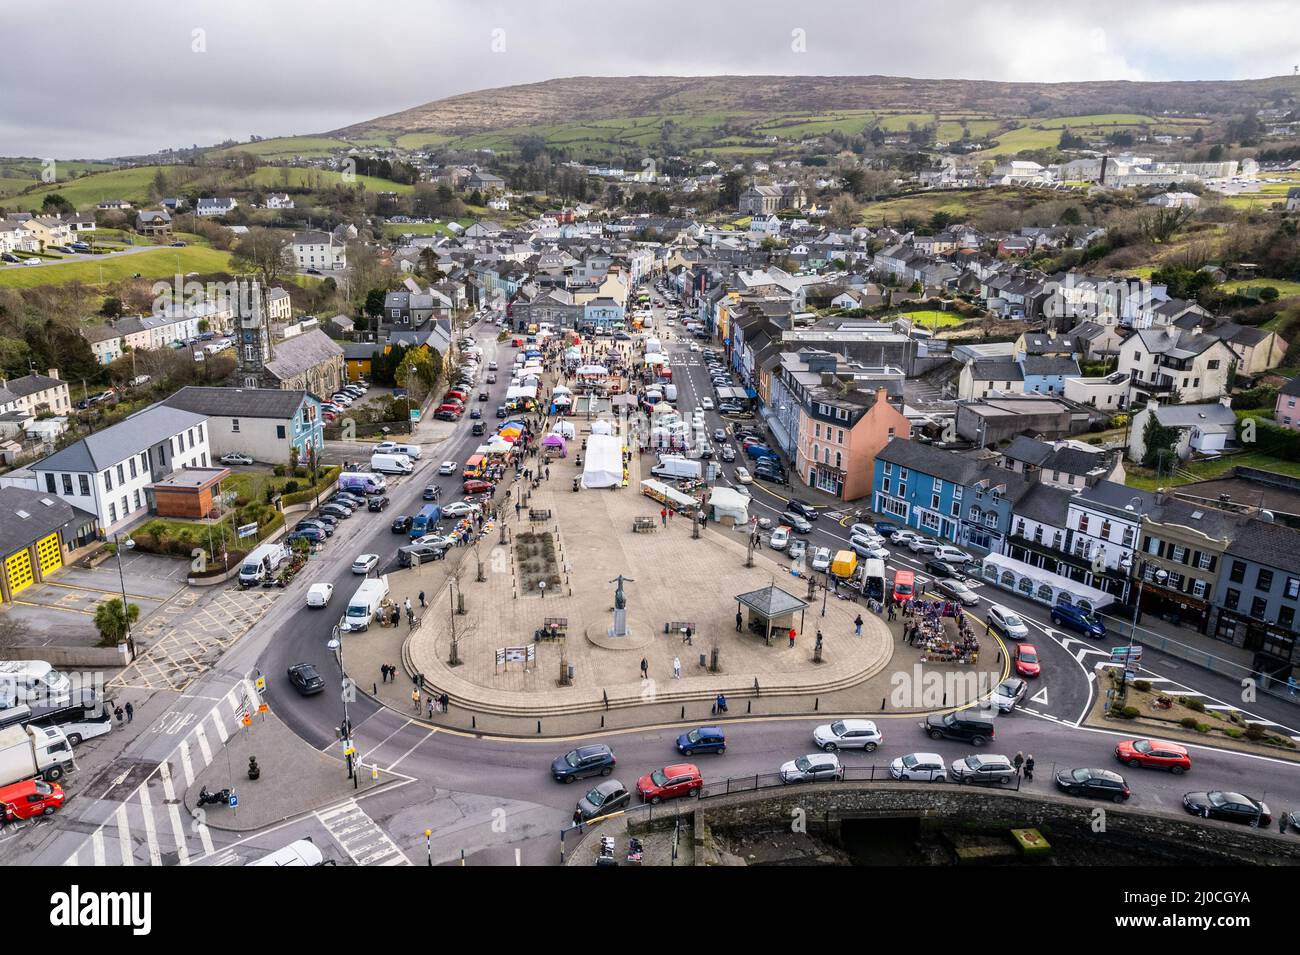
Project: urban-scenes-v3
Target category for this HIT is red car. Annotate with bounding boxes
[1013,643,1040,677]
[636,763,703,804]
[1115,738,1191,774]
[446,390,469,403]
[463,479,493,494]
[0,778,65,823]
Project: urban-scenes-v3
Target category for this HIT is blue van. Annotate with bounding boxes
[410,504,441,539]
[1051,602,1106,638]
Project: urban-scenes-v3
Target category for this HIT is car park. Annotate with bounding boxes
[551,744,616,783]
[637,763,704,803]
[295,519,332,538]
[990,677,1027,713]
[351,554,379,575]
[986,604,1030,640]
[936,578,979,606]
[676,726,727,756]
[287,663,325,696]
[813,719,881,752]
[1114,739,1191,774]
[219,452,253,466]
[576,779,631,821]
[924,710,995,745]
[949,754,1015,785]
[1182,790,1270,826]
[1056,768,1130,802]
[391,516,413,535]
[889,753,947,782]
[367,496,389,512]
[305,583,334,608]
[780,752,843,783]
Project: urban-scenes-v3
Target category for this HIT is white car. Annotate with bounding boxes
[219,452,253,466]
[768,526,791,551]
[305,583,334,608]
[351,554,380,575]
[849,523,881,540]
[438,461,457,475]
[780,752,843,783]
[810,547,832,573]
[788,538,807,561]
[374,441,398,454]
[701,397,714,410]
[413,534,456,549]
[908,538,941,555]
[990,677,1027,713]
[734,467,752,484]
[937,578,980,606]
[889,753,948,782]
[949,754,1016,785]
[891,529,920,547]
[986,604,1030,640]
[441,501,481,518]
[863,544,890,561]
[933,545,972,564]
[813,719,882,752]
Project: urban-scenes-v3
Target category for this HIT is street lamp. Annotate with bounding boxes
[112,533,136,657]
[326,627,357,787]
[1117,498,1168,692]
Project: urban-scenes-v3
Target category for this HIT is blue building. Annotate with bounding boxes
[583,297,626,329]
[1020,356,1080,396]
[873,438,1030,553]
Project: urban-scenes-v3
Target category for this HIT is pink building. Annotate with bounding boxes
[795,386,912,502]
[1275,376,1300,431]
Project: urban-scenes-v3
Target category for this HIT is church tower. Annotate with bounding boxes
[233,279,274,388]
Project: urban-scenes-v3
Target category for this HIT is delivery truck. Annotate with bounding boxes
[341,575,390,632]
[370,452,414,475]
[650,455,702,481]
[0,723,75,786]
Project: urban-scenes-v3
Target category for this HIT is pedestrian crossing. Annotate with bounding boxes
[62,677,260,866]
[315,799,410,866]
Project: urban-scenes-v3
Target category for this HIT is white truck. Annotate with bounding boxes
[370,452,414,475]
[341,575,390,632]
[650,455,702,481]
[238,542,291,588]
[0,723,75,786]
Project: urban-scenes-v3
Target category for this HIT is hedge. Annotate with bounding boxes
[283,466,342,507]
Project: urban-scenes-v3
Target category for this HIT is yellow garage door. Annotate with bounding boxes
[35,533,62,576]
[5,549,33,597]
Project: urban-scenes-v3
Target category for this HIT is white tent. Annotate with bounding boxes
[551,420,577,439]
[552,385,572,396]
[590,419,614,436]
[708,487,749,525]
[581,433,623,488]
[643,353,667,367]
[576,364,608,376]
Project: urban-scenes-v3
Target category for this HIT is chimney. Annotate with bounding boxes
[48,368,59,381]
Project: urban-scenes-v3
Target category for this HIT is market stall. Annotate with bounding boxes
[581,433,624,489]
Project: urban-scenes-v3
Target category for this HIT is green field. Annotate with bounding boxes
[213,136,354,160]
[1221,278,1300,296]
[0,246,234,289]
[1127,451,1300,490]
[248,167,415,194]
[894,309,966,329]
[975,113,1213,156]
[6,166,173,210]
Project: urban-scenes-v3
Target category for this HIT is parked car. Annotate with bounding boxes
[768,526,791,551]
[891,529,920,547]
[1013,643,1041,677]
[780,752,843,783]
[813,719,881,752]
[780,512,812,534]
[1056,768,1131,802]
[305,583,334,608]
[496,406,508,418]
[933,545,972,564]
[908,537,941,555]
[319,503,352,520]
[442,502,480,518]
[391,516,413,535]
[367,496,389,512]
[438,461,457,475]
[287,528,325,545]
[733,467,752,484]
[889,753,947,782]
[949,754,1015,785]
[986,604,1030,640]
[398,543,447,567]
[1182,791,1270,826]
[463,479,493,495]
[287,663,325,696]
[786,499,818,520]
[924,558,961,579]
[810,547,832,572]
[1114,739,1191,774]
[676,726,726,756]
[990,678,1027,713]
[936,578,979,606]
[575,779,631,822]
[295,519,332,538]
[924,710,995,746]
[1051,602,1107,638]
[551,744,616,783]
[219,452,253,466]
[351,553,380,575]
[636,763,704,803]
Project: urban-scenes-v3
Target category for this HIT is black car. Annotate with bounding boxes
[495,406,508,418]
[391,515,413,535]
[287,528,325,545]
[924,558,961,579]
[1183,791,1271,826]
[332,493,365,509]
[294,519,333,538]
[471,422,485,436]
[478,391,489,401]
[287,663,325,696]
[551,744,616,783]
[1056,768,1131,803]
[786,499,818,520]
[398,543,447,567]
[367,496,389,512]
[924,710,995,746]
[753,468,787,484]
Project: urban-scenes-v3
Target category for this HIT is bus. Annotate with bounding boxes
[410,504,441,539]
[462,454,486,478]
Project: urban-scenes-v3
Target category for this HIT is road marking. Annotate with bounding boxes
[315,799,410,866]
[179,739,195,787]
[137,785,162,867]
[1030,687,1049,705]
[157,761,189,866]
[116,804,133,866]
[91,828,105,866]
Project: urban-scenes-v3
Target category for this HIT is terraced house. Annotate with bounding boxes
[1211,519,1300,683]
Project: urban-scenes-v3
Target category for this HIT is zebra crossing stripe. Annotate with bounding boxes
[157,762,189,867]
[137,786,162,867]
[116,804,133,866]
[91,828,104,866]
[210,709,229,744]
[179,739,195,788]
[194,725,213,766]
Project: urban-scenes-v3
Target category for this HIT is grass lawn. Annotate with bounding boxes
[1220,279,1300,297]
[1126,451,1300,491]
[247,167,415,195]
[0,246,234,288]
[895,309,965,329]
[5,165,169,210]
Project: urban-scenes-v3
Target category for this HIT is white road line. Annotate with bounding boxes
[194,724,213,766]
[91,828,105,866]
[179,739,195,787]
[116,803,133,866]
[211,709,229,744]
[157,761,189,866]
[137,786,162,867]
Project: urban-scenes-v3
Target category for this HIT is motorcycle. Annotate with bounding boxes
[196,786,232,808]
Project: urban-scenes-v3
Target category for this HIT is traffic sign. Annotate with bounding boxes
[228,793,238,808]
[1110,645,1142,664]
[254,676,265,692]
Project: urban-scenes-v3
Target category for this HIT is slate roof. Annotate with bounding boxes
[735,584,808,619]
[34,405,207,473]
[1279,376,1300,398]
[1012,482,1075,528]
[264,330,344,383]
[970,360,1025,382]
[1151,402,1237,430]
[2,374,64,399]
[162,386,311,419]
[0,486,96,557]
[1225,518,1300,568]
[1022,356,1081,377]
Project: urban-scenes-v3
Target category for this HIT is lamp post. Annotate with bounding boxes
[326,627,357,786]
[1118,499,1168,693]
[112,533,137,657]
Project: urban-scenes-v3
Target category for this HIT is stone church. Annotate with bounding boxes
[233,281,345,397]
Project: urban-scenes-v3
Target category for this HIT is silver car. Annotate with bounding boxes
[990,678,1027,713]
[576,779,631,821]
[949,754,1016,785]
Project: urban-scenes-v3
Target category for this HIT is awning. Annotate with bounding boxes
[978,553,1114,612]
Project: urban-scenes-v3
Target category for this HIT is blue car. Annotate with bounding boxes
[676,726,726,756]
[874,520,900,536]
[1050,602,1107,638]
[744,443,776,460]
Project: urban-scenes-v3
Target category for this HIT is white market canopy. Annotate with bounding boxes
[581,433,624,488]
[576,364,608,376]
[978,553,1114,613]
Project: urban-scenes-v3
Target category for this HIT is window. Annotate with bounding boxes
[1250,596,1268,620]
[44,473,55,493]
[231,418,240,433]
[78,475,89,496]
[108,502,116,523]
[129,458,137,479]
[953,485,962,501]
[880,478,890,495]
[984,512,997,528]
[883,497,908,519]
[1015,518,1026,536]
[837,429,844,443]
[1286,578,1300,600]
[1197,552,1216,572]
[835,451,841,469]
[882,461,893,476]
[120,495,128,516]
[61,474,72,495]
[1229,560,1246,584]
[899,468,909,481]
[921,512,939,531]
[132,490,141,510]
[1208,359,1220,370]
[103,470,113,492]
[1192,580,1208,600]
[1257,569,1274,592]
[1280,607,1296,629]
[1100,520,1111,539]
[950,500,959,518]
[931,492,941,510]
[277,425,287,439]
[1078,514,1090,535]
[1224,588,1240,611]
[897,483,907,499]
[1170,545,1187,564]
[815,423,821,438]
[116,464,125,484]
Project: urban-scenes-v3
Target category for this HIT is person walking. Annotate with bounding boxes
[440,692,449,714]
[1023,754,1035,782]
[640,657,649,679]
[787,627,796,648]
[854,614,863,636]
[1013,751,1025,777]
[380,664,388,684]
[418,591,426,609]
[736,610,743,632]
[573,807,584,827]
[411,688,420,712]
[114,705,124,724]
[815,630,823,653]
[426,696,435,719]
[124,702,134,724]
[672,656,682,679]
[660,507,667,527]
[683,625,693,646]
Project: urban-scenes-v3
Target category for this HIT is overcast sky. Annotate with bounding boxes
[4,0,1300,158]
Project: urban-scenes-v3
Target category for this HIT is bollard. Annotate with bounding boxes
[881,697,886,710]
[681,705,685,719]
[537,720,541,734]
[943,691,947,706]
[601,715,605,728]
[814,698,819,711]
[472,715,476,729]
[746,700,751,714]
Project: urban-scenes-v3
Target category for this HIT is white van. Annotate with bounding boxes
[391,443,422,460]
[341,575,389,632]
[0,662,72,709]
[650,456,701,481]
[238,542,291,588]
[248,838,327,867]
[370,452,414,475]
[662,384,677,402]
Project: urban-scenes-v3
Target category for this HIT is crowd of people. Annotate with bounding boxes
[900,597,981,665]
